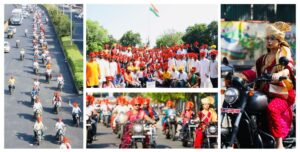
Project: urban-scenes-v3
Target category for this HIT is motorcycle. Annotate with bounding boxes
[86,117,94,144]
[8,84,15,95]
[165,111,177,141]
[179,119,198,147]
[53,101,61,114]
[143,123,158,148]
[35,129,43,145]
[73,113,80,127]
[31,94,37,104]
[114,112,126,138]
[45,70,52,83]
[103,110,112,128]
[128,120,146,148]
[34,66,39,75]
[57,80,64,92]
[220,56,295,148]
[16,40,20,48]
[202,122,218,148]
[20,51,25,61]
[56,127,66,143]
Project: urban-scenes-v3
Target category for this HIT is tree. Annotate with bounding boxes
[107,35,118,48]
[206,21,218,47]
[86,19,109,53]
[119,31,141,47]
[182,21,218,47]
[156,30,184,47]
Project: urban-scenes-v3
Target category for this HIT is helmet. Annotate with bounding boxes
[166,100,173,107]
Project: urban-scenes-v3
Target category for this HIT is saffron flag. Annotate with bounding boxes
[149,4,159,17]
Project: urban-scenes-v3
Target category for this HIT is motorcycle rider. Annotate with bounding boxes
[45,63,52,83]
[16,39,20,48]
[57,73,64,89]
[68,101,82,125]
[52,92,62,114]
[86,94,99,140]
[33,97,43,117]
[194,96,217,148]
[55,117,66,141]
[33,116,45,141]
[60,137,72,149]
[142,98,159,121]
[25,28,28,37]
[8,76,16,94]
[119,97,156,148]
[33,60,39,73]
[100,98,113,126]
[179,101,195,140]
[235,22,296,148]
[162,100,177,134]
[33,78,40,92]
[20,48,25,60]
[112,96,130,130]
[31,86,39,104]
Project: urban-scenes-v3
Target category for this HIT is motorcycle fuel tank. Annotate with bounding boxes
[246,91,268,114]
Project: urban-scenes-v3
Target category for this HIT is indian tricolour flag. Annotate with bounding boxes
[149,4,159,17]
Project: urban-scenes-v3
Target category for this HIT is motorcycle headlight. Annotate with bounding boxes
[224,88,239,104]
[133,124,143,133]
[208,125,217,134]
[170,115,175,120]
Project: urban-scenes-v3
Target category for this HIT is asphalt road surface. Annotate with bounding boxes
[87,116,193,149]
[56,4,83,54]
[4,5,83,148]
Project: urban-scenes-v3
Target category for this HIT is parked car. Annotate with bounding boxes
[4,41,11,53]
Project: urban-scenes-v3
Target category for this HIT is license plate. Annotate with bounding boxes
[132,135,145,138]
[206,135,218,138]
[221,108,241,114]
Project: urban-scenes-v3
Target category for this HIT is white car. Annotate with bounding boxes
[4,41,11,53]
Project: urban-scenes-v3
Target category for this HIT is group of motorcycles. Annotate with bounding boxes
[10,6,81,146]
[86,105,218,149]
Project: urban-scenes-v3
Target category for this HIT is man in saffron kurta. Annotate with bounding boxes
[86,52,100,88]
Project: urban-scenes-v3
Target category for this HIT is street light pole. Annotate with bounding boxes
[70,6,73,45]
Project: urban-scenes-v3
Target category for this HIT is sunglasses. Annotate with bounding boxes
[266,35,277,41]
[134,104,141,106]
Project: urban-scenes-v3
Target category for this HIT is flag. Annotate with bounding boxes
[149,4,159,17]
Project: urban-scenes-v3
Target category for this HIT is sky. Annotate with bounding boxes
[87,4,218,47]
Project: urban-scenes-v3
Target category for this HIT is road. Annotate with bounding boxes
[4,5,83,148]
[56,4,83,54]
[87,116,193,149]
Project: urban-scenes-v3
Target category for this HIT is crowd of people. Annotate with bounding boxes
[85,93,218,148]
[86,43,218,88]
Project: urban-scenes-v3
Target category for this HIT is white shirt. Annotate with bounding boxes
[33,62,39,68]
[57,77,64,83]
[33,102,43,112]
[60,143,71,149]
[86,105,95,117]
[209,60,218,78]
[171,70,179,79]
[33,81,40,87]
[55,122,65,130]
[168,58,176,71]
[178,72,188,81]
[34,122,44,131]
[113,105,129,114]
[72,107,82,114]
[109,61,118,77]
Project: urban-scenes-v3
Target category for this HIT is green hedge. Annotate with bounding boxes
[61,36,83,90]
[43,5,83,91]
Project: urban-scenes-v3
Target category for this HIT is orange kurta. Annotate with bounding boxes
[86,61,100,87]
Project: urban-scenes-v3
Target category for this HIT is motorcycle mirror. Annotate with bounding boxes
[279,56,289,66]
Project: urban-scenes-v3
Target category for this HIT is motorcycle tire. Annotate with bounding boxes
[172,125,176,141]
[182,141,188,147]
[76,117,80,127]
